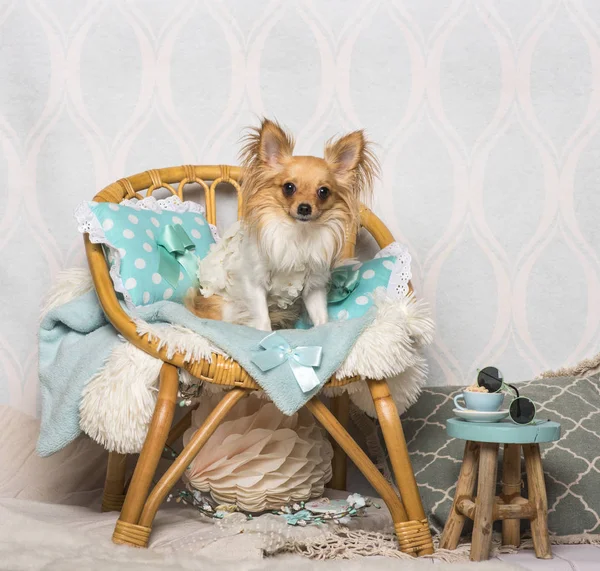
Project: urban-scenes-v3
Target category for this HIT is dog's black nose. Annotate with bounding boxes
[297,203,312,216]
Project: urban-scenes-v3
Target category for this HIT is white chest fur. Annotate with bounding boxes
[244,218,344,308]
[197,219,345,327]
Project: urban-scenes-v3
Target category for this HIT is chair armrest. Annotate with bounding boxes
[360,207,413,294]
[360,207,395,250]
[84,235,188,368]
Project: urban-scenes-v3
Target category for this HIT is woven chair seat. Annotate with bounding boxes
[183,352,359,390]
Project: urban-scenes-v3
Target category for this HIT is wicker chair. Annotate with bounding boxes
[86,164,434,556]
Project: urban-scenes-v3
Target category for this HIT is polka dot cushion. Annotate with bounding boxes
[297,242,412,328]
[75,195,217,307]
[328,257,396,319]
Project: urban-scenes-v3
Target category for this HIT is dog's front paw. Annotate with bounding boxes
[303,288,329,328]
[311,315,328,327]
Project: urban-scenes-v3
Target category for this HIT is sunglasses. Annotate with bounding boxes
[477,366,536,425]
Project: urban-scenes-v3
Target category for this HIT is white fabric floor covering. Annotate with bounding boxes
[2,405,596,570]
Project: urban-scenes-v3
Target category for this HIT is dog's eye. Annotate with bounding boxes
[317,187,330,200]
[282,182,296,196]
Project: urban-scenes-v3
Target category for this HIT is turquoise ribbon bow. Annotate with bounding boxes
[327,266,360,303]
[251,332,323,393]
[156,224,198,287]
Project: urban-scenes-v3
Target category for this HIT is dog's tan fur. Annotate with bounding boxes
[186,118,378,329]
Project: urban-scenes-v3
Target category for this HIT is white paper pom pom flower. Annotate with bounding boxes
[183,395,333,512]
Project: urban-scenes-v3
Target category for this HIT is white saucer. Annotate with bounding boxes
[453,409,509,423]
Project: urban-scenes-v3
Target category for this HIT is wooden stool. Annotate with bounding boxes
[440,418,561,562]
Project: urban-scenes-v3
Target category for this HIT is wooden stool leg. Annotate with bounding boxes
[440,441,480,550]
[112,363,179,547]
[137,388,247,532]
[329,393,349,490]
[502,444,522,547]
[102,452,128,512]
[306,398,432,556]
[523,443,552,559]
[366,380,434,556]
[471,442,499,561]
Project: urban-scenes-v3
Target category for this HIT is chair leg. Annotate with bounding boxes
[366,380,434,556]
[306,398,432,556]
[440,441,480,550]
[112,363,179,547]
[329,393,349,490]
[501,443,522,547]
[523,444,552,559]
[102,452,128,512]
[470,442,499,561]
[136,388,247,533]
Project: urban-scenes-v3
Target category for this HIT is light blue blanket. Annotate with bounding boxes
[37,291,374,457]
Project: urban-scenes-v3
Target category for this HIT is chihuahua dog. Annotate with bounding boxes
[186,119,378,330]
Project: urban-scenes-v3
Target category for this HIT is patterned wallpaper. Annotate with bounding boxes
[1,0,599,417]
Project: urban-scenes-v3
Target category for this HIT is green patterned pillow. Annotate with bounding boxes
[387,374,600,537]
[75,196,217,307]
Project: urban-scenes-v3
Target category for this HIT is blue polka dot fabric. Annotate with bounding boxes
[76,197,215,307]
[296,256,397,328]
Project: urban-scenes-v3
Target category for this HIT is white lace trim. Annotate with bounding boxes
[74,200,134,307]
[120,194,205,214]
[73,196,220,309]
[374,241,412,298]
[120,195,220,242]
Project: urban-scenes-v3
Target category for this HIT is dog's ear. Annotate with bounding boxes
[259,119,294,167]
[241,118,294,170]
[324,130,379,199]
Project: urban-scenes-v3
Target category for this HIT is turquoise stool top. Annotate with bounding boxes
[446,418,561,444]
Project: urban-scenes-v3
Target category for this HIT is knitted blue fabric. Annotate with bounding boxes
[37,291,374,456]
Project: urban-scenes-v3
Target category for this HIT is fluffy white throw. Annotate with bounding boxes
[43,269,434,453]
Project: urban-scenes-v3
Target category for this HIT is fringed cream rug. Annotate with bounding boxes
[201,496,600,562]
[281,529,600,561]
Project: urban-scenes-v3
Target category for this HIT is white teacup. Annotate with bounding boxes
[454,391,504,412]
